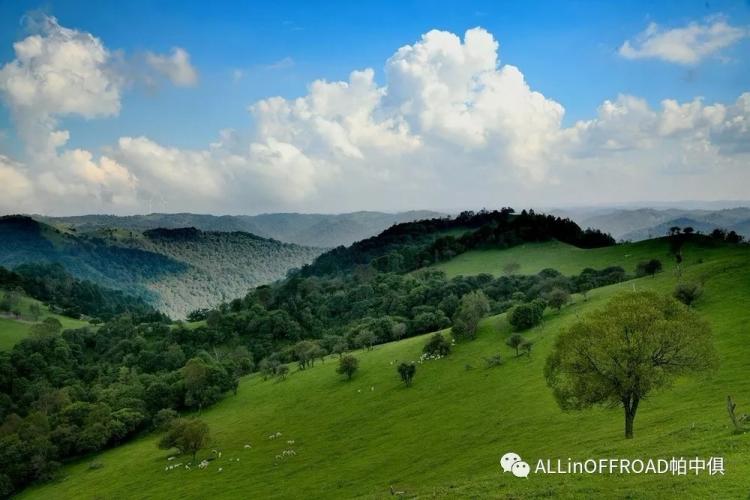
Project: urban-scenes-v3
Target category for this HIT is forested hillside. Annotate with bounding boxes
[0,216,322,317]
[39,210,443,247]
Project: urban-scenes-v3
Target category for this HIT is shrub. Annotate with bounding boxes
[158,418,211,461]
[545,287,570,311]
[153,408,179,431]
[337,354,359,380]
[508,299,545,331]
[452,291,490,341]
[484,354,503,368]
[673,282,703,307]
[423,333,451,357]
[635,259,662,277]
[506,334,524,356]
[397,362,417,387]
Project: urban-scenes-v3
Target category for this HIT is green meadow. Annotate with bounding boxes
[429,238,742,278]
[22,241,750,499]
[0,294,88,351]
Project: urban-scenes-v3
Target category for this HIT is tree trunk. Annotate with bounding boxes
[623,396,639,439]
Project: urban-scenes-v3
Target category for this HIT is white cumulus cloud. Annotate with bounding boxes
[0,20,749,214]
[146,47,198,87]
[619,17,748,64]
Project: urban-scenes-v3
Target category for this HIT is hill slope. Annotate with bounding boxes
[0,293,88,351]
[0,216,322,317]
[39,211,444,248]
[23,241,750,499]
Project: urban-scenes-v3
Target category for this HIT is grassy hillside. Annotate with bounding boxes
[23,242,750,499]
[0,294,88,350]
[430,238,743,278]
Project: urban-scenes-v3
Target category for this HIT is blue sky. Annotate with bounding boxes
[0,1,749,214]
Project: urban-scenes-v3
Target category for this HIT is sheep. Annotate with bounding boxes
[275,454,283,460]
[244,444,252,449]
[390,485,406,496]
[371,386,374,391]
[167,456,176,461]
[286,440,295,445]
[218,467,223,473]
[275,432,282,437]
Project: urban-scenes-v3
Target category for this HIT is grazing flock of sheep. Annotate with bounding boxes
[163,432,298,474]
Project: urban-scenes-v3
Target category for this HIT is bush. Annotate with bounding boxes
[452,291,490,341]
[673,283,703,306]
[423,333,451,357]
[635,259,662,277]
[158,418,211,461]
[508,299,545,331]
[484,354,503,368]
[337,354,359,380]
[545,288,570,311]
[506,334,524,356]
[153,408,179,431]
[397,362,416,386]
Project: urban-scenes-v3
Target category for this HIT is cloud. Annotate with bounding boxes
[0,21,749,214]
[619,17,748,64]
[0,15,122,156]
[265,57,295,70]
[145,47,198,87]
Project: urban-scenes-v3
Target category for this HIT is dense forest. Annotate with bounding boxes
[0,263,163,322]
[0,216,322,318]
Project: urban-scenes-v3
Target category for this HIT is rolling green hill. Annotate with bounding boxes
[430,238,745,278]
[0,293,88,351]
[0,216,322,318]
[22,240,750,499]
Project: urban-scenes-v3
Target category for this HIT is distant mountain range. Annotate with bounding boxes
[0,216,322,318]
[564,207,750,241]
[37,210,444,248]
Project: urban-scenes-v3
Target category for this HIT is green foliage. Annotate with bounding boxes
[451,291,490,341]
[508,299,546,331]
[545,291,718,438]
[505,334,524,357]
[544,287,570,311]
[673,282,703,306]
[423,333,451,357]
[397,362,416,387]
[28,318,63,340]
[158,418,210,460]
[635,259,662,277]
[336,355,359,380]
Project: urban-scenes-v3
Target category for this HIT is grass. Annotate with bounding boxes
[0,293,89,350]
[21,242,750,499]
[429,238,742,278]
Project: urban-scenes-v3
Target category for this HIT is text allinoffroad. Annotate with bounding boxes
[534,457,725,476]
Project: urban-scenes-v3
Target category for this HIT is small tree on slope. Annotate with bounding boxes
[545,291,717,439]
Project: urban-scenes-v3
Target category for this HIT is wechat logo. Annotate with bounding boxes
[501,452,531,478]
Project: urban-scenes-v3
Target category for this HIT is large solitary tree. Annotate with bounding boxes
[544,291,717,439]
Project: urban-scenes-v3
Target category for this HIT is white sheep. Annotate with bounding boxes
[167,456,176,461]
[244,444,252,449]
[218,467,223,473]
[286,440,295,445]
